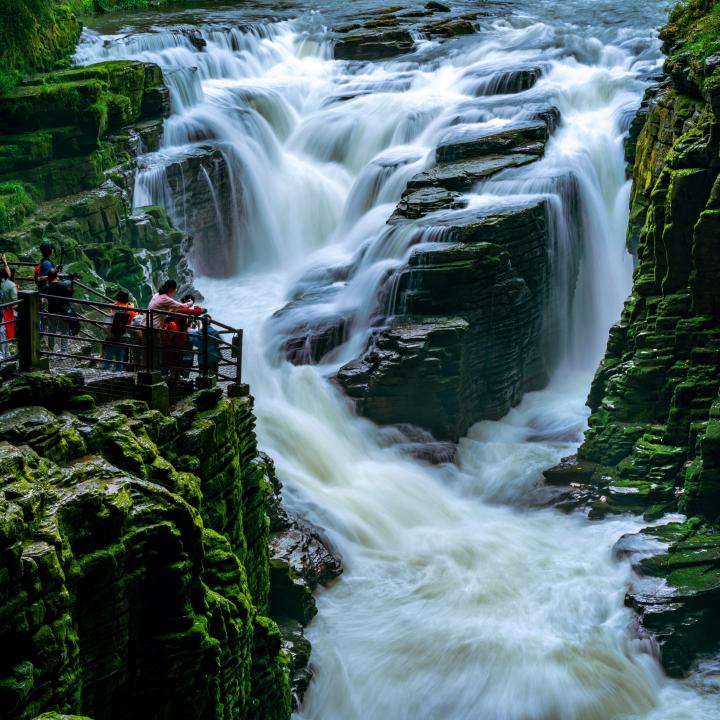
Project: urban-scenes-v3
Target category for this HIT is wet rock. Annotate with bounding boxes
[460,65,543,96]
[425,1,451,11]
[393,185,466,219]
[402,153,538,195]
[334,28,415,61]
[543,455,597,485]
[622,519,720,677]
[436,120,549,163]
[422,17,476,38]
[270,520,342,591]
[276,617,313,709]
[339,200,550,440]
[141,145,236,277]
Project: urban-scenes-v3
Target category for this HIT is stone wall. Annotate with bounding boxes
[567,0,720,676]
[0,373,296,719]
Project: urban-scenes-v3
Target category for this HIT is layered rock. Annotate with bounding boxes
[333,5,484,61]
[0,374,302,719]
[566,0,720,675]
[338,201,551,441]
[329,106,562,441]
[616,518,720,677]
[138,146,238,277]
[0,60,191,305]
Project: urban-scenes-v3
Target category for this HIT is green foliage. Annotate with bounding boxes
[0,180,35,231]
[663,0,720,68]
[0,1,82,76]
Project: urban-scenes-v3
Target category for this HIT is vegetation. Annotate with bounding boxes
[0,1,82,76]
[0,181,35,232]
[662,0,720,68]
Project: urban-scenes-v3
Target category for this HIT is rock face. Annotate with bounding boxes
[570,0,720,675]
[617,519,720,678]
[138,146,238,278]
[0,60,191,306]
[0,373,302,720]
[328,106,561,441]
[338,202,550,441]
[332,6,484,62]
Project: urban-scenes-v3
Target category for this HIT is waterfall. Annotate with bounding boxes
[76,2,718,717]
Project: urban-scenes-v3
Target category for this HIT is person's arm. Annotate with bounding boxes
[1,254,10,277]
[177,305,204,317]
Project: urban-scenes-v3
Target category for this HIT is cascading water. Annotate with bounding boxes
[76,2,720,717]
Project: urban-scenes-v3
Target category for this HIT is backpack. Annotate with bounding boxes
[109,308,130,339]
[35,259,53,289]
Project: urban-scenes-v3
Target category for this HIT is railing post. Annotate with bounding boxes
[136,309,169,412]
[227,328,249,398]
[17,290,49,371]
[201,314,209,378]
[145,310,154,373]
[196,313,216,389]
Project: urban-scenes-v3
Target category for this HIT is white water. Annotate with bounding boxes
[76,3,720,717]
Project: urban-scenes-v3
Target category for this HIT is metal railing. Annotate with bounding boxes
[3,290,245,396]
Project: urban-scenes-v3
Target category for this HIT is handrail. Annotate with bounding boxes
[2,288,246,398]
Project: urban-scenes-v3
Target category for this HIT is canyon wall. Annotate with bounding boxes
[571,0,720,676]
[0,375,296,719]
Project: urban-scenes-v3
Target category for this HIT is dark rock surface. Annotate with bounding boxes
[618,519,720,677]
[0,375,294,719]
[338,199,551,441]
[332,6,485,61]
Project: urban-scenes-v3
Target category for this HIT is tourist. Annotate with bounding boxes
[103,290,136,371]
[41,269,74,352]
[148,280,203,372]
[0,254,17,359]
[34,243,57,289]
[168,294,200,374]
[147,280,199,327]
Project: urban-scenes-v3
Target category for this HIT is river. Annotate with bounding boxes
[76,1,720,717]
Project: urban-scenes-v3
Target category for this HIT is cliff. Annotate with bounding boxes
[0,373,322,719]
[570,0,720,676]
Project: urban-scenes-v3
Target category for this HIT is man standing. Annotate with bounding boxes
[41,269,73,353]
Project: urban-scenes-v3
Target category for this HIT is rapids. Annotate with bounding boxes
[76,1,720,717]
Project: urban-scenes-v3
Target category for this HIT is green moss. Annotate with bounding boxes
[0,181,35,232]
[0,1,82,78]
[664,0,720,64]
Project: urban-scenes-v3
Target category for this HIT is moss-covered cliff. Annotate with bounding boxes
[0,374,295,719]
[572,0,720,676]
[0,50,194,305]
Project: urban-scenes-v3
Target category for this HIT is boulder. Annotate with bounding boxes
[621,519,720,677]
[334,28,415,61]
[436,120,549,163]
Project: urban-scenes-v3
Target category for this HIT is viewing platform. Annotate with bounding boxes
[0,273,247,412]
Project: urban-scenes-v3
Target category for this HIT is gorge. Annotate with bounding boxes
[1,0,720,718]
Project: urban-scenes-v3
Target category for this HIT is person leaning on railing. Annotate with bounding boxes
[0,254,18,359]
[147,280,203,373]
[103,290,137,372]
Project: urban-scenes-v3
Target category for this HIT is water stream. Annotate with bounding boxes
[76,2,720,717]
